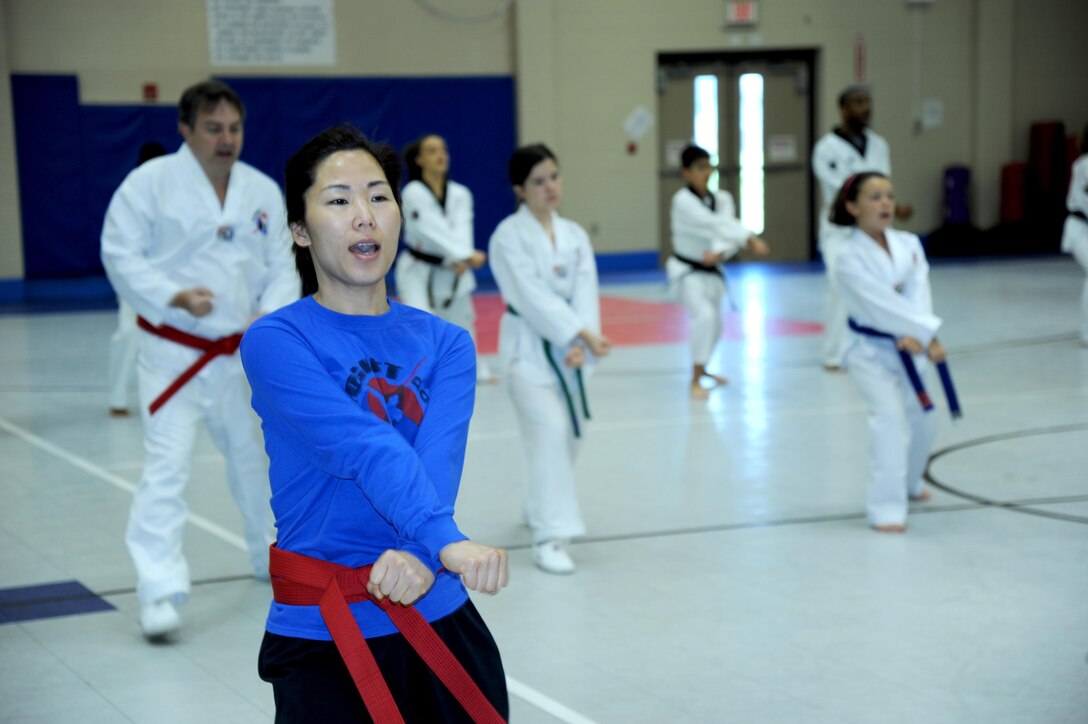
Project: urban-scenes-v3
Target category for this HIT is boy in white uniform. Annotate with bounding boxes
[812,86,910,370]
[666,144,769,400]
[101,80,298,639]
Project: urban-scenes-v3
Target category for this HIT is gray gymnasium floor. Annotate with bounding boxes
[1,256,1085,723]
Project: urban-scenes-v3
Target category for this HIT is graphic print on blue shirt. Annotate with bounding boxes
[343,356,431,442]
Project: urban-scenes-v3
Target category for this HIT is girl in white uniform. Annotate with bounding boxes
[666,144,769,399]
[395,134,495,381]
[1061,125,1088,347]
[489,144,612,574]
[812,87,906,371]
[831,172,945,533]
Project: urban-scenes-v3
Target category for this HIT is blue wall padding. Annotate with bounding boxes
[220,76,517,256]
[12,75,88,279]
[11,74,517,281]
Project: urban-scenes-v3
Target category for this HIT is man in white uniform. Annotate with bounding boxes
[101,80,298,640]
[812,86,910,370]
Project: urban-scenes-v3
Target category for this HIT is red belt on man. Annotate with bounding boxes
[136,316,244,415]
[269,543,505,724]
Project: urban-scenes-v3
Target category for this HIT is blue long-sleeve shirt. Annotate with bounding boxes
[240,296,474,639]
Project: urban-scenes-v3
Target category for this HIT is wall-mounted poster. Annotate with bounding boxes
[207,0,335,66]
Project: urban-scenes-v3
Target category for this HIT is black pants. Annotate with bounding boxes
[258,600,508,723]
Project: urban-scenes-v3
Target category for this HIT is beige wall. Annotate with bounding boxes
[512,0,1020,254]
[1,0,1086,280]
[512,0,1088,254]
[1011,0,1088,161]
[0,0,25,279]
[973,0,1015,229]
[6,0,514,102]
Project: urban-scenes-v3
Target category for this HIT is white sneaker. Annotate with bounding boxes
[477,360,499,384]
[532,540,575,575]
[139,598,181,640]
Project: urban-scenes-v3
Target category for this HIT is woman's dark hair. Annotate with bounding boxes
[508,143,558,187]
[403,134,443,183]
[178,80,245,129]
[284,124,402,296]
[1080,122,1088,155]
[829,171,889,226]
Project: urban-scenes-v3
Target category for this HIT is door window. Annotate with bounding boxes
[738,72,765,234]
[693,74,720,193]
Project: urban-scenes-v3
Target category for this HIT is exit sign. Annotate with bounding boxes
[725,1,758,26]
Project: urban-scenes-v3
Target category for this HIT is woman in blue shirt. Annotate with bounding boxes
[241,124,508,723]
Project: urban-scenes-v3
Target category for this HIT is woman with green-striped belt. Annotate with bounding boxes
[488,144,612,575]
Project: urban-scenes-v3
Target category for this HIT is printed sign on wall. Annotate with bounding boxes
[207,0,335,66]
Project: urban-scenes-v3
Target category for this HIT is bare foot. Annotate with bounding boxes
[909,489,932,502]
[701,373,729,387]
[690,384,710,401]
[872,523,907,533]
[108,408,131,418]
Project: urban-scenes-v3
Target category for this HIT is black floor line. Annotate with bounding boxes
[506,494,1088,551]
[924,422,1088,525]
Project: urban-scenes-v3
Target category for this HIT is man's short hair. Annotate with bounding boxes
[178,80,245,128]
[837,85,871,107]
[680,144,711,169]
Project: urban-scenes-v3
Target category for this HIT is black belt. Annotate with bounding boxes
[671,253,737,310]
[848,318,962,420]
[672,252,722,276]
[407,247,461,309]
[506,304,591,438]
[407,247,444,266]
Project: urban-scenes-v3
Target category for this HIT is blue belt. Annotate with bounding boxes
[847,318,962,419]
[506,304,591,438]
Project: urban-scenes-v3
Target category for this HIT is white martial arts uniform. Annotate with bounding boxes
[666,186,754,366]
[1060,154,1088,343]
[106,298,138,411]
[101,142,298,605]
[395,180,478,332]
[834,227,941,526]
[489,205,602,544]
[812,129,892,366]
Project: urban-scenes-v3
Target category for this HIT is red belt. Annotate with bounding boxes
[269,544,505,724]
[136,316,244,415]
